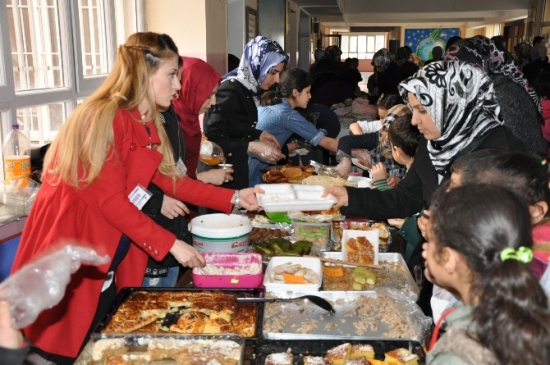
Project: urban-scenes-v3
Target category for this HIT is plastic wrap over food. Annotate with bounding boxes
[375,287,433,342]
[0,245,109,328]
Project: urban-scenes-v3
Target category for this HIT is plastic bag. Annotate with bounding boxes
[374,287,433,342]
[0,245,109,328]
[247,141,285,164]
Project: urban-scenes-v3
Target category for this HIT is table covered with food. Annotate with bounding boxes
[76,171,431,365]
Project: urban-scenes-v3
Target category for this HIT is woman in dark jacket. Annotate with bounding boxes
[325,61,526,316]
[444,35,547,155]
[204,36,287,189]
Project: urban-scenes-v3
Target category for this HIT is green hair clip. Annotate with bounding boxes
[500,246,533,263]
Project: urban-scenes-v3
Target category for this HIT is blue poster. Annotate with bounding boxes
[405,28,460,61]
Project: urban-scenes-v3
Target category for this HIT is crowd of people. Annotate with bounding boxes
[2,30,550,365]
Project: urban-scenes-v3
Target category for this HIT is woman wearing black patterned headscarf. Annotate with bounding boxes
[325,61,525,223]
[324,61,526,316]
[444,35,547,155]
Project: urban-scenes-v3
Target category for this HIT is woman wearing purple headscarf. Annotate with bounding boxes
[444,35,547,155]
[204,36,288,188]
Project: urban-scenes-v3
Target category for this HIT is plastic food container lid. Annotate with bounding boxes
[189,214,252,239]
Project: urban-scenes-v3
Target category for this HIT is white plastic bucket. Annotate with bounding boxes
[189,213,252,253]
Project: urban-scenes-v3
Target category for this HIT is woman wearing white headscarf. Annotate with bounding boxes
[204,36,288,189]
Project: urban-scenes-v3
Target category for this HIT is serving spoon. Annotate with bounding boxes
[236,295,335,314]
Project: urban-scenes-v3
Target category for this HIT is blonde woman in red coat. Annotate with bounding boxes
[9,32,262,364]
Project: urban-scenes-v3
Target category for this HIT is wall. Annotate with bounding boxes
[143,0,227,74]
[258,0,285,47]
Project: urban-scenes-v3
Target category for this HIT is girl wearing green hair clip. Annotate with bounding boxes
[423,184,550,365]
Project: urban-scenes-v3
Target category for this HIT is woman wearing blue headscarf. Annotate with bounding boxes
[204,36,288,189]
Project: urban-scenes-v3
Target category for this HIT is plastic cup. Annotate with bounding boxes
[218,163,233,183]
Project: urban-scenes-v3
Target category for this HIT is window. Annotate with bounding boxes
[340,34,387,60]
[0,0,140,179]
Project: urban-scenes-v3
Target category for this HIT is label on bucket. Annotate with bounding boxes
[192,233,249,253]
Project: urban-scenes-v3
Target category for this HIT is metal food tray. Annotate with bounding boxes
[253,339,426,365]
[262,290,423,341]
[93,287,264,339]
[75,333,245,365]
[322,252,419,301]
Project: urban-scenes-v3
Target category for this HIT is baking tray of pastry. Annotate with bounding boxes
[94,288,264,339]
[252,339,426,364]
[75,333,245,365]
[261,290,426,341]
[321,252,419,301]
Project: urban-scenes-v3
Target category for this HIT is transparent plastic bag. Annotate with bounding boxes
[0,245,109,328]
[247,141,285,164]
[374,287,433,343]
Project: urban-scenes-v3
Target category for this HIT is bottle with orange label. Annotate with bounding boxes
[3,124,31,180]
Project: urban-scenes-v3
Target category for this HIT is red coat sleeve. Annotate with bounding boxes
[151,171,235,213]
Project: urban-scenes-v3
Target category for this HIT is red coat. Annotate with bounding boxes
[10,108,234,358]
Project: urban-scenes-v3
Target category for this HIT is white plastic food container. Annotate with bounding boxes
[263,256,323,292]
[341,229,380,265]
[255,184,337,212]
[189,214,252,253]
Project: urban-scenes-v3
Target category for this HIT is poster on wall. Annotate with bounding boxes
[404,28,460,61]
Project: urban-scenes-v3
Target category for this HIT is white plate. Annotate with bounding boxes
[341,229,379,265]
[352,158,371,171]
[255,183,337,212]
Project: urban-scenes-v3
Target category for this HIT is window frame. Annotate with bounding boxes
[0,0,133,180]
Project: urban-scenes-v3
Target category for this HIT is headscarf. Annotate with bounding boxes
[399,61,504,175]
[172,57,220,178]
[372,48,392,69]
[222,36,288,105]
[444,35,541,112]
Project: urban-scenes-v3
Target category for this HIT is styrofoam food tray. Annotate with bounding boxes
[342,229,379,265]
[352,158,371,170]
[255,183,337,212]
[264,256,322,292]
[347,176,373,188]
[192,252,264,288]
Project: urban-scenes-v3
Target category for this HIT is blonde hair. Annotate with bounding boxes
[44,32,181,188]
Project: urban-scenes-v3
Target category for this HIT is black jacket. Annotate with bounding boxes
[142,107,189,276]
[341,126,526,220]
[204,79,263,189]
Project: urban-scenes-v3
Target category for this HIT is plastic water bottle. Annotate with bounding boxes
[3,124,31,180]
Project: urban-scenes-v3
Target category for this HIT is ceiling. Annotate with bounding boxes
[293,0,530,32]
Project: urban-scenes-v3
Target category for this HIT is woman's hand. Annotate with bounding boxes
[259,131,281,149]
[238,187,264,211]
[387,176,400,188]
[421,242,436,283]
[417,210,430,238]
[371,162,387,181]
[169,240,205,268]
[0,300,23,350]
[387,218,405,229]
[161,195,190,219]
[247,141,285,164]
[349,123,364,135]
[197,168,233,185]
[322,186,348,209]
